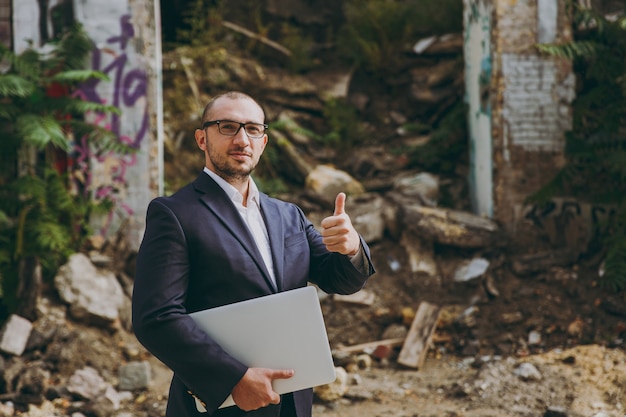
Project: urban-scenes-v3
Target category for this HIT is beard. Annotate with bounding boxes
[206,143,259,184]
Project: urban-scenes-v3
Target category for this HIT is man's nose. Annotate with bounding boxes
[231,127,250,146]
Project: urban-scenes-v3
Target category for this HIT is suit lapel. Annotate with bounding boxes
[260,194,285,291]
[192,174,277,292]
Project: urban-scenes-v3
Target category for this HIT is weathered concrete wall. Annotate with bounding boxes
[73,0,161,249]
[492,0,574,242]
[11,0,161,250]
[464,0,575,244]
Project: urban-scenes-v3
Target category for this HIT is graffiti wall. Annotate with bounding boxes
[524,198,616,255]
[12,0,161,249]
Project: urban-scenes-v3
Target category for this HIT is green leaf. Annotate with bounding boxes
[65,99,121,116]
[0,75,36,97]
[536,41,599,59]
[16,114,71,151]
[50,69,110,83]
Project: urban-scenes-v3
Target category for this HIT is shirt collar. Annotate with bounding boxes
[203,167,260,208]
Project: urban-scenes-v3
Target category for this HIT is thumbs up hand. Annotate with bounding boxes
[321,193,361,256]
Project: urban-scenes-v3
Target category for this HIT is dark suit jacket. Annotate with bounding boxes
[132,173,375,417]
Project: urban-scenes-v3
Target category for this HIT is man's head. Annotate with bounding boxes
[195,92,268,186]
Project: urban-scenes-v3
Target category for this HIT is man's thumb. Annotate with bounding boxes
[333,192,346,216]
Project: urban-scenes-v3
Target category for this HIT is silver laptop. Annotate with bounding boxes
[188,285,336,409]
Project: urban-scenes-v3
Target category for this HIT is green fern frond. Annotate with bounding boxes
[11,175,47,206]
[34,220,71,252]
[0,45,40,80]
[536,41,599,59]
[0,75,36,97]
[48,24,93,71]
[70,121,135,154]
[64,98,121,116]
[44,170,74,212]
[50,69,110,84]
[16,114,71,151]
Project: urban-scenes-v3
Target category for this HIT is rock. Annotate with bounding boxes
[54,253,125,326]
[345,193,386,244]
[401,205,502,249]
[453,258,490,282]
[66,367,108,400]
[544,405,568,416]
[118,361,151,391]
[514,362,542,381]
[0,314,32,356]
[305,165,365,206]
[400,233,439,279]
[314,367,348,402]
[393,171,439,206]
[15,363,50,405]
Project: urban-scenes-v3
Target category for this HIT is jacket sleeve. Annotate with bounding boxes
[131,198,247,413]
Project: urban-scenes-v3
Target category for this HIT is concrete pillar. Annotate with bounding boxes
[464,0,494,218]
[464,0,575,246]
[72,0,162,250]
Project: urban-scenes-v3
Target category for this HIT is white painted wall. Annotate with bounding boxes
[463,0,494,217]
[501,54,574,152]
[72,0,159,247]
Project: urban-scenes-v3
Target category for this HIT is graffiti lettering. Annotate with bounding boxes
[74,14,149,235]
[523,198,616,254]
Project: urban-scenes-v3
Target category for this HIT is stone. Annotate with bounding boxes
[0,314,32,356]
[118,361,151,391]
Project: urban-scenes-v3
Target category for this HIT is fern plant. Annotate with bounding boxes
[0,24,126,317]
[531,4,626,291]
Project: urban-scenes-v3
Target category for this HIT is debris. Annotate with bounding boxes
[334,289,375,306]
[397,302,441,369]
[314,367,348,402]
[454,258,490,282]
[514,362,542,381]
[511,249,577,276]
[334,338,405,355]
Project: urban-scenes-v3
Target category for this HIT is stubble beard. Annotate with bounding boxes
[207,146,257,185]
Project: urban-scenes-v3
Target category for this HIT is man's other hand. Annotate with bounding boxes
[231,367,294,411]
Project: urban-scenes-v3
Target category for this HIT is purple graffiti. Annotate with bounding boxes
[73,13,148,235]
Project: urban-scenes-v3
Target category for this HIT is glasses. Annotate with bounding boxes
[202,120,268,139]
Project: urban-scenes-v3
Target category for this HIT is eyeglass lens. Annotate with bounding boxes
[218,121,265,138]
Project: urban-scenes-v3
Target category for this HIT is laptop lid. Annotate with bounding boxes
[188,285,336,409]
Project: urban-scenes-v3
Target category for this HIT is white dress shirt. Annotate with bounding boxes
[204,168,276,287]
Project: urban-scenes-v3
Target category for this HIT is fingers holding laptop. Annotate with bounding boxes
[232,367,295,411]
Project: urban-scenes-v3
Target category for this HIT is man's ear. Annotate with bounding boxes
[195,129,206,151]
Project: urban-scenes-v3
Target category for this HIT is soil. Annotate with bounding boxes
[20,234,624,417]
[119,235,626,417]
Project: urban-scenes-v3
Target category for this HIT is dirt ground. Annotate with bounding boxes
[125,236,626,417]
[14,226,626,417]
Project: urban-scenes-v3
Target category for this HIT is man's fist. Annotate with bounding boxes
[321,193,360,256]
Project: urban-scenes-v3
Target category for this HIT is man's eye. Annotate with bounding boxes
[221,122,237,130]
[247,125,261,134]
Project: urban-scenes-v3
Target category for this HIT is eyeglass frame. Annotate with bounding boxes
[201,120,269,139]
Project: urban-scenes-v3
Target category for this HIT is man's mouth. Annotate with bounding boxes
[229,151,252,160]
